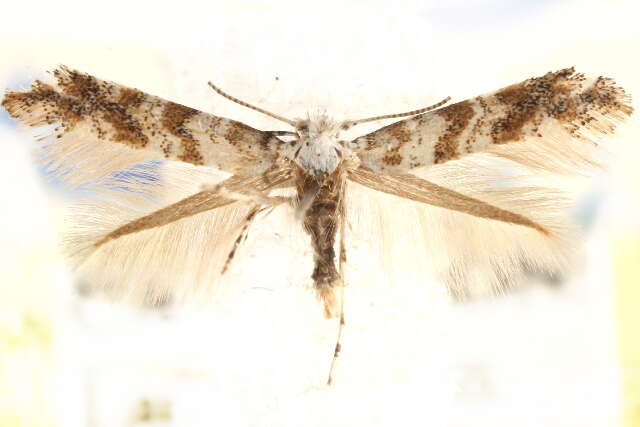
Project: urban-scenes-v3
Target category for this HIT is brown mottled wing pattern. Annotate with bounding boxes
[351,68,632,173]
[1,67,297,305]
[2,66,283,174]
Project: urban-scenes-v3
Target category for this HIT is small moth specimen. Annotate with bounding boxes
[2,67,633,322]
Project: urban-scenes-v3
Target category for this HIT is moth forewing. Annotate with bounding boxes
[351,68,632,175]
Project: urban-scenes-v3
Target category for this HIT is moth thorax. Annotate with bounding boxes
[294,116,343,174]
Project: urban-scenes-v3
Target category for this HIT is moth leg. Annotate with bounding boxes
[220,192,291,274]
[221,206,262,274]
[225,189,291,207]
[204,175,292,205]
[327,193,347,386]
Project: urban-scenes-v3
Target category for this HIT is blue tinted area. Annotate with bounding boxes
[2,69,164,197]
[100,160,162,193]
[0,108,12,129]
[424,1,553,30]
[572,187,606,232]
[39,159,164,198]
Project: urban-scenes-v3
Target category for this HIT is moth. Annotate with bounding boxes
[2,67,633,322]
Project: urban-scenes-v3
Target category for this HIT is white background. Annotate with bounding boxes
[1,1,639,426]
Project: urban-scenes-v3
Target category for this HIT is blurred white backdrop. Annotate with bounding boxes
[1,1,639,426]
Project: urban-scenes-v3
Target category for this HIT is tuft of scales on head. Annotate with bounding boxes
[290,113,346,175]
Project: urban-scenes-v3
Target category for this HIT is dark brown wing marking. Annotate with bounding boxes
[351,68,632,173]
[2,66,284,173]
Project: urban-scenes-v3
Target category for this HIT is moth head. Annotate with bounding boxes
[294,113,341,139]
[288,114,347,175]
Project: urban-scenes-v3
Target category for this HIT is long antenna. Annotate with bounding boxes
[346,96,451,127]
[208,81,296,127]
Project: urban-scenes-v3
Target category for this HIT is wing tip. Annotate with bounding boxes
[577,74,634,137]
[2,89,48,127]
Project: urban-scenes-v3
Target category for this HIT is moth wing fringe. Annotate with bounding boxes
[40,133,160,188]
[481,104,629,175]
[2,75,158,186]
[485,73,631,175]
[61,162,280,305]
[66,198,257,305]
[346,156,581,299]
